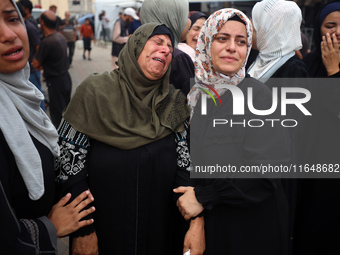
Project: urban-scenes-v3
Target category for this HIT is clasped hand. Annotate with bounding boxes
[173,186,204,221]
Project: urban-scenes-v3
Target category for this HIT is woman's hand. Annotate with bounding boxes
[48,190,95,237]
[183,217,206,255]
[321,33,340,76]
[174,186,204,221]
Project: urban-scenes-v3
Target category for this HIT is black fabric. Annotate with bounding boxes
[35,32,69,78]
[190,76,290,255]
[265,55,309,255]
[294,6,340,253]
[170,48,195,96]
[0,130,57,254]
[83,38,92,51]
[46,73,72,128]
[58,132,191,254]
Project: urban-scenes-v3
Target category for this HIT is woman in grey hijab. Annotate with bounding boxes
[0,0,95,253]
[140,0,194,95]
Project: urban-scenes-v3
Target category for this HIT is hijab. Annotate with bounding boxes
[187,8,253,119]
[140,0,189,47]
[248,0,302,82]
[63,23,190,150]
[0,0,60,201]
[188,11,207,30]
[314,1,340,56]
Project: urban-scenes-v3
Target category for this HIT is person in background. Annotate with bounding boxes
[60,11,77,66]
[100,10,110,45]
[175,8,290,255]
[18,0,38,28]
[55,23,197,255]
[247,1,309,252]
[178,11,207,62]
[49,5,61,31]
[128,7,142,34]
[16,1,45,111]
[32,11,72,128]
[140,0,194,96]
[294,2,340,254]
[111,7,138,69]
[0,1,95,253]
[80,18,94,61]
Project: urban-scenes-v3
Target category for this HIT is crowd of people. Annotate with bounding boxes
[1,0,340,254]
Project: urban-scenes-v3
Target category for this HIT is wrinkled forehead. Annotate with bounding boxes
[148,34,172,44]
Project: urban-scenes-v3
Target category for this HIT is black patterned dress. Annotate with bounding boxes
[55,119,192,254]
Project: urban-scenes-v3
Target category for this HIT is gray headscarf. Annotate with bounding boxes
[140,0,189,47]
[0,0,60,200]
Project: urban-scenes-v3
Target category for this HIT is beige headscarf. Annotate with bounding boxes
[63,23,190,150]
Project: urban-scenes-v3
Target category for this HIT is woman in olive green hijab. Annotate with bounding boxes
[56,23,191,254]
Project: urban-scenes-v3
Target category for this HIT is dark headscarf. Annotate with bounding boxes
[313,1,340,55]
[63,23,190,150]
[188,11,207,29]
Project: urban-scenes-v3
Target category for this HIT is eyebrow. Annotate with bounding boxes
[155,36,172,46]
[324,22,337,25]
[2,9,18,15]
[217,33,247,39]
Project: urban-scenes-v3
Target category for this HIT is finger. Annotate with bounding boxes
[183,246,190,255]
[75,195,95,211]
[326,33,333,49]
[173,186,189,193]
[78,206,96,220]
[69,190,91,208]
[77,218,95,229]
[55,193,71,207]
[332,33,339,48]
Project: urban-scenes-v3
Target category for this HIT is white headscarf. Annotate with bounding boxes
[248,0,302,82]
[187,8,253,120]
[140,0,189,47]
[0,0,60,201]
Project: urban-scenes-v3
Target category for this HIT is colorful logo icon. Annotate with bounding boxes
[198,84,222,107]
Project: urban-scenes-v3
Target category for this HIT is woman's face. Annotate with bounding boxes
[186,17,206,50]
[0,0,29,74]
[321,11,340,46]
[211,20,248,76]
[138,34,173,80]
[180,18,191,42]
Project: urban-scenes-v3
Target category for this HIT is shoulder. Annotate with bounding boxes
[239,76,273,103]
[172,48,194,68]
[273,56,309,78]
[74,71,116,98]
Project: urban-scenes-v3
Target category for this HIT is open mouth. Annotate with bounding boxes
[3,49,21,57]
[153,57,165,65]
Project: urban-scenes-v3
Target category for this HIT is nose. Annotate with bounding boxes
[336,25,340,36]
[0,22,17,43]
[160,45,171,55]
[226,39,236,53]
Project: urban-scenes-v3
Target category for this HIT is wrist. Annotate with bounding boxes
[327,67,340,76]
[190,216,204,228]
